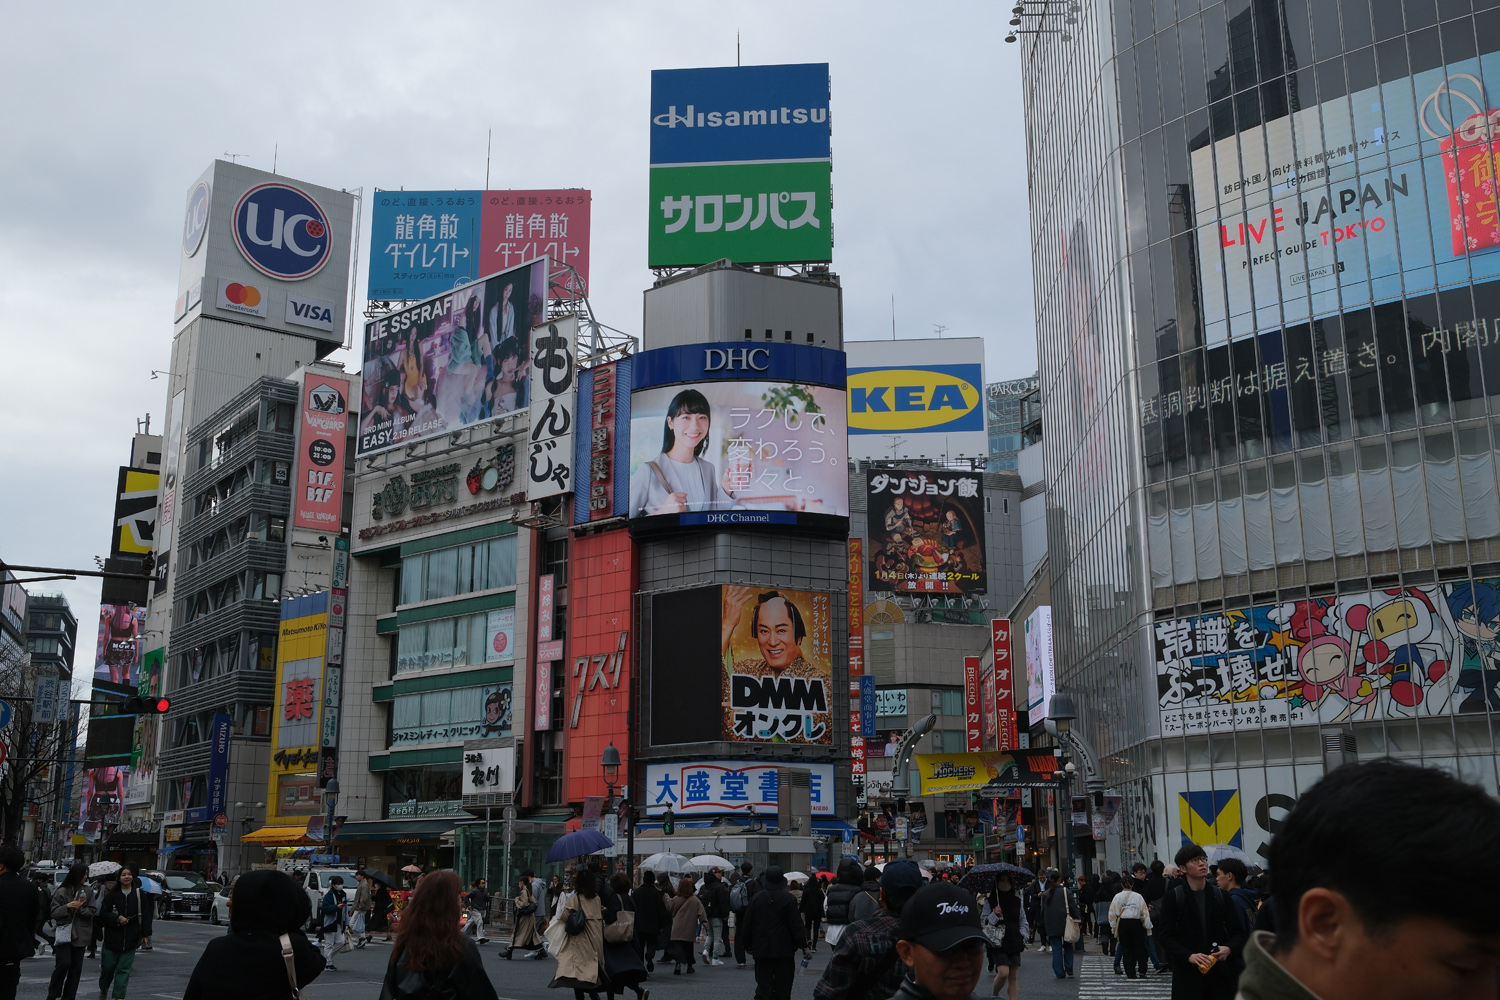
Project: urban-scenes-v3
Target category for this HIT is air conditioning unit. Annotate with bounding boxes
[776,768,812,836]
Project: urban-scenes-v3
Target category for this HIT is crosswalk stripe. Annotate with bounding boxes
[1076,954,1172,997]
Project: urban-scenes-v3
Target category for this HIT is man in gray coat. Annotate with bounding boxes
[1041,869,1080,979]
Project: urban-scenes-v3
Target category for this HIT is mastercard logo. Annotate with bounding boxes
[224,283,263,307]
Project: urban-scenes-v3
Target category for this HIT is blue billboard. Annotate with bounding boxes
[368,191,483,301]
[650,63,831,166]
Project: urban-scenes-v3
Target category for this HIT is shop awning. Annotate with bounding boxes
[159,841,213,854]
[241,824,315,845]
[333,819,459,842]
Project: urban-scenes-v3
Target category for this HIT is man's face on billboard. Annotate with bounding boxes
[756,598,799,670]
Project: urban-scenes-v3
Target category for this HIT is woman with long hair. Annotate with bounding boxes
[664,877,706,976]
[371,881,394,942]
[549,869,606,998]
[379,871,498,1000]
[988,875,1025,1000]
[628,388,744,516]
[183,870,325,1000]
[506,875,545,960]
[602,872,648,1000]
[45,863,96,1000]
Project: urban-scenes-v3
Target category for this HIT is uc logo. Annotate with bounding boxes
[233,182,331,281]
[847,366,982,433]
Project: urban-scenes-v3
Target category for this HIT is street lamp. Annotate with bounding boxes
[1048,693,1078,879]
[601,742,620,797]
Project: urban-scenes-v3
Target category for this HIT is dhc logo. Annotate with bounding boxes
[847,366,983,433]
[704,347,770,372]
[233,182,332,281]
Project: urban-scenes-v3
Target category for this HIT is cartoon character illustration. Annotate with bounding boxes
[1445,581,1500,713]
[481,688,512,736]
[1341,589,1449,710]
[1288,600,1380,722]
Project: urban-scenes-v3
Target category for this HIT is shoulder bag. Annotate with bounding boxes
[280,933,304,1000]
[603,907,635,944]
[1062,891,1081,944]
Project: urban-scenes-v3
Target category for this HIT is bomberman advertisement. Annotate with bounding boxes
[867,469,986,594]
[722,586,833,745]
[1153,582,1500,735]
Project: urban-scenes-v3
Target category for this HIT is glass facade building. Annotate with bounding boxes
[986,374,1042,471]
[1020,0,1500,864]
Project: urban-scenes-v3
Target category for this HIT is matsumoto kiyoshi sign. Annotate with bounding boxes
[648,63,832,267]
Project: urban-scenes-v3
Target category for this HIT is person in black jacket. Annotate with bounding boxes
[183,870,326,1000]
[822,857,864,931]
[798,877,826,949]
[630,869,669,971]
[731,862,763,967]
[1154,844,1245,1000]
[740,867,807,1000]
[699,868,731,963]
[0,846,38,1000]
[98,868,147,1000]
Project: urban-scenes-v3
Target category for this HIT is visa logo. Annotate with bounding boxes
[292,301,333,323]
[285,292,336,332]
[847,367,982,433]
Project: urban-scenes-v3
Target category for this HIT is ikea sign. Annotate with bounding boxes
[847,364,983,435]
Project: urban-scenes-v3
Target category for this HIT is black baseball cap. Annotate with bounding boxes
[897,883,985,952]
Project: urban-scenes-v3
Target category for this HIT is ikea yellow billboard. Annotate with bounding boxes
[845,339,988,461]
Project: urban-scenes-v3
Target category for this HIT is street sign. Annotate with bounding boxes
[0,700,12,729]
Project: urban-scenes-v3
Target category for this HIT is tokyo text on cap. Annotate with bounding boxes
[897,883,986,952]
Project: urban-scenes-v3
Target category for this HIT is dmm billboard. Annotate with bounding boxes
[649,64,831,267]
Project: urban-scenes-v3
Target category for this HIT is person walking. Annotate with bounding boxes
[1155,843,1245,1000]
[527,871,549,936]
[350,872,373,948]
[1041,869,1079,979]
[730,862,762,967]
[848,865,884,925]
[85,872,117,961]
[182,870,326,1000]
[1096,869,1122,959]
[890,883,987,1000]
[0,846,38,1000]
[97,867,146,1000]
[505,875,545,960]
[987,875,1025,1000]
[698,868,730,964]
[664,876,706,976]
[550,869,607,997]
[1108,872,1153,979]
[319,875,348,970]
[465,879,491,944]
[378,871,499,1000]
[813,859,924,1000]
[371,881,394,943]
[1215,858,1258,954]
[798,874,825,948]
[45,863,96,1000]
[739,866,807,1000]
[821,857,864,947]
[602,873,648,1000]
[630,870,668,972]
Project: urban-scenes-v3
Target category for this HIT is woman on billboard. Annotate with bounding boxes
[629,388,748,516]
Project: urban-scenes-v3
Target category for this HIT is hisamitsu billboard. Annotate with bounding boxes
[650,64,831,165]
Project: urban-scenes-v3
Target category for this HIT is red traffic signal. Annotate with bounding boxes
[124,696,171,714]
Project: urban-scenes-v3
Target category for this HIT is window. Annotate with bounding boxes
[253,705,272,736]
[390,682,511,745]
[932,689,964,717]
[397,608,512,673]
[399,534,517,604]
[542,536,568,587]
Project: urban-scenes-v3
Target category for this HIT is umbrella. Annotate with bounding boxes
[88,861,121,878]
[135,876,163,895]
[876,862,935,880]
[362,868,398,889]
[783,871,810,883]
[546,828,614,863]
[640,852,692,874]
[689,854,734,871]
[1204,844,1254,865]
[958,863,1036,896]
[401,864,423,874]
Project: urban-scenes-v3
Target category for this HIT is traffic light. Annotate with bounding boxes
[123,696,171,714]
[661,808,674,836]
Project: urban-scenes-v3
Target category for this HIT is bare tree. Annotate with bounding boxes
[0,651,80,846]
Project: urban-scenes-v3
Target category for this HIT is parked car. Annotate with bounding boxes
[210,876,235,925]
[160,874,215,919]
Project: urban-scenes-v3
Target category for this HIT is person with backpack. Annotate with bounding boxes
[379,871,499,1000]
[698,867,730,964]
[1108,872,1153,979]
[847,864,884,925]
[319,875,349,970]
[1155,843,1246,999]
[798,874,826,949]
[730,863,761,967]
[821,858,864,948]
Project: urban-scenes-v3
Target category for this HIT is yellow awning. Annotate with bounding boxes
[242,824,314,844]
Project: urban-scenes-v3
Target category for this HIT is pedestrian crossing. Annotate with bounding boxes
[1076,954,1172,998]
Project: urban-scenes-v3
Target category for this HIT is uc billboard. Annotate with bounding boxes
[845,338,987,462]
[649,63,832,267]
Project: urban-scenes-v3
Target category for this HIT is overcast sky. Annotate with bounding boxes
[0,1,1031,678]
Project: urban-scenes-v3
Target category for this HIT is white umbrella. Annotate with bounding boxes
[640,852,692,874]
[1204,844,1254,865]
[784,871,810,883]
[689,854,735,871]
[876,861,933,880]
[88,861,121,878]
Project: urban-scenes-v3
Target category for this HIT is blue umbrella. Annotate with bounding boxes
[546,829,614,862]
[958,863,1036,895]
[136,876,163,895]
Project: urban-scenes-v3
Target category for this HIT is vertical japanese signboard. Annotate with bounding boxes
[535,572,556,732]
[527,315,577,500]
[981,659,997,751]
[588,361,618,520]
[368,189,591,301]
[648,63,832,267]
[157,390,186,554]
[205,712,231,823]
[849,537,867,780]
[293,376,349,530]
[992,619,1017,751]
[964,656,982,752]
